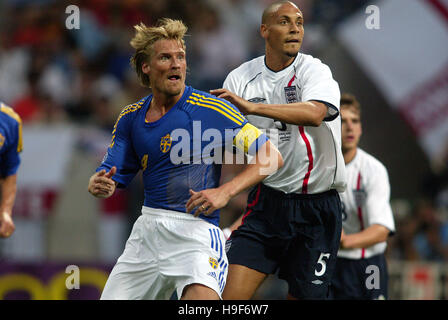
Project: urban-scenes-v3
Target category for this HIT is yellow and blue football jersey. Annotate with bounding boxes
[98,86,268,226]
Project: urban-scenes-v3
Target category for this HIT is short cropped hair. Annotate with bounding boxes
[340,93,361,115]
[262,1,299,24]
[130,18,187,87]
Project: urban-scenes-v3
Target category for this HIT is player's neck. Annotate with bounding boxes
[343,147,358,164]
[265,48,296,72]
[148,88,184,120]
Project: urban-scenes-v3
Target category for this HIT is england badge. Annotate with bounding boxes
[284,86,298,103]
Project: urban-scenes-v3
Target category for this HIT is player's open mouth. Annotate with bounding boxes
[285,39,300,43]
[168,75,181,81]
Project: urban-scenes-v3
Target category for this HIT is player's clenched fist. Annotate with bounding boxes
[88,166,117,198]
[0,212,15,238]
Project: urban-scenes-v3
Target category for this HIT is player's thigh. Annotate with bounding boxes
[279,209,341,298]
[101,215,159,300]
[181,283,220,300]
[166,220,229,299]
[100,261,160,300]
[222,264,268,300]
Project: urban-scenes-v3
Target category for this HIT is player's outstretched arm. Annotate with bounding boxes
[340,224,390,249]
[88,166,117,199]
[186,141,283,216]
[210,88,327,127]
[0,174,17,238]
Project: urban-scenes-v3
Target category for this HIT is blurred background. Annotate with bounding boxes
[0,0,447,300]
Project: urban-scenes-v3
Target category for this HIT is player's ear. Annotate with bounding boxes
[260,24,269,39]
[142,62,150,75]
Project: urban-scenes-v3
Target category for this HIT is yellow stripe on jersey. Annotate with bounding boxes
[17,122,23,153]
[186,99,243,126]
[233,123,263,154]
[190,93,245,122]
[110,100,145,148]
[0,103,23,152]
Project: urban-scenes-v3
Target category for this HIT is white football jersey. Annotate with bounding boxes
[338,148,395,259]
[223,53,346,194]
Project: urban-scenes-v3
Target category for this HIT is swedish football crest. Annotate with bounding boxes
[160,133,172,153]
[209,257,218,269]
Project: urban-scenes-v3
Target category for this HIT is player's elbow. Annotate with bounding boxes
[310,110,326,127]
[256,141,283,175]
[372,225,390,244]
[307,117,322,127]
[307,102,327,127]
[268,142,284,171]
[377,229,390,243]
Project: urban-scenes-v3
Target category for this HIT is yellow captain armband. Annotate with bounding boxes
[233,123,263,154]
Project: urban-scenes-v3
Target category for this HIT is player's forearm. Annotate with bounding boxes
[0,174,17,216]
[220,141,283,198]
[250,101,327,126]
[341,224,390,249]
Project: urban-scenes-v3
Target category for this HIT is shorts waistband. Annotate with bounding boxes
[260,183,338,200]
[141,206,202,222]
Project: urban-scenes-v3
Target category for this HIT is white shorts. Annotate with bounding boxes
[100,206,228,300]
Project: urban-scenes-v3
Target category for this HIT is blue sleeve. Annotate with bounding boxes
[0,122,21,178]
[189,92,268,155]
[203,97,269,156]
[97,112,140,188]
[1,145,21,177]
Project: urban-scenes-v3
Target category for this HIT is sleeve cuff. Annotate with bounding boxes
[309,100,339,122]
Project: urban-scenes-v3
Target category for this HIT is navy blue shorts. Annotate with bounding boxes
[329,254,389,300]
[226,183,342,299]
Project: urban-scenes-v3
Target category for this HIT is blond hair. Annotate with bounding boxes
[130,18,187,87]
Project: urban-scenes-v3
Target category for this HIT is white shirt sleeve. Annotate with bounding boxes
[365,163,396,233]
[300,59,341,120]
[223,70,241,96]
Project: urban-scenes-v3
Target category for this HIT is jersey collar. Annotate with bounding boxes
[144,86,192,127]
[263,53,301,79]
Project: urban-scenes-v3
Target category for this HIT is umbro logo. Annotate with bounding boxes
[248,97,266,103]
